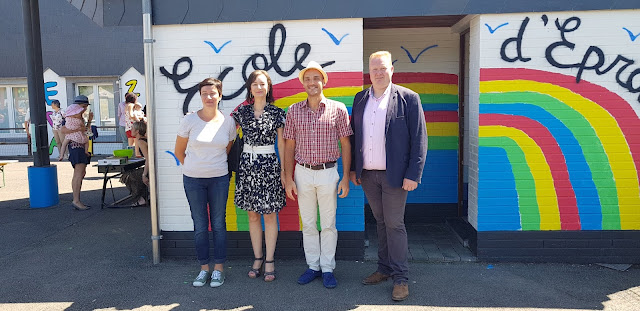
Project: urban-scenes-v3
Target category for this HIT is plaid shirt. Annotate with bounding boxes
[283,97,353,165]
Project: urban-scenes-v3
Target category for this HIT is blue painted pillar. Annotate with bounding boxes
[27,165,59,208]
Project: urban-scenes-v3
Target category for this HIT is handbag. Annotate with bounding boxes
[228,133,243,173]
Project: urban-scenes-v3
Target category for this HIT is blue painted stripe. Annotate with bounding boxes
[407,150,458,204]
[478,146,521,231]
[422,103,458,112]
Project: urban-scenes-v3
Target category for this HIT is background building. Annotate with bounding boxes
[0,0,144,157]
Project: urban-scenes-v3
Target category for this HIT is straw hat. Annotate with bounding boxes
[298,61,328,84]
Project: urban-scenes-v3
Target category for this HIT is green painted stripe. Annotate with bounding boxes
[420,94,459,104]
[329,94,459,106]
[481,91,619,229]
[429,136,458,150]
[328,96,355,107]
[480,137,540,230]
[235,207,249,231]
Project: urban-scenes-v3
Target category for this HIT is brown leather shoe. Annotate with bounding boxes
[392,283,409,301]
[362,271,390,285]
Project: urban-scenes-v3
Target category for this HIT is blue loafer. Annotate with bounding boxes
[297,269,322,285]
[323,272,337,288]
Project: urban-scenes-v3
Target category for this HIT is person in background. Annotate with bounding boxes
[124,93,137,150]
[60,95,93,210]
[231,70,286,282]
[117,93,134,149]
[283,61,352,289]
[120,121,148,206]
[23,108,30,142]
[58,103,90,161]
[50,100,65,158]
[132,102,146,157]
[174,78,236,288]
[350,51,428,301]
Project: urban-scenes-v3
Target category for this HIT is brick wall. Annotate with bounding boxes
[473,10,640,231]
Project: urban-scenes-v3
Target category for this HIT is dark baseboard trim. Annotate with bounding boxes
[161,231,365,260]
[475,229,640,263]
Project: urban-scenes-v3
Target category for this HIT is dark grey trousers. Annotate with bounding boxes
[361,169,409,284]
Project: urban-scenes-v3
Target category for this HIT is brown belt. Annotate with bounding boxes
[300,161,336,170]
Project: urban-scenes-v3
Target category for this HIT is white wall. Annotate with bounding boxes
[153,19,364,231]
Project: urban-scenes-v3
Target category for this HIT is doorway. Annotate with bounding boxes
[362,15,475,261]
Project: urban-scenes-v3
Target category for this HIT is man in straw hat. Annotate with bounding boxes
[349,51,428,301]
[283,61,353,289]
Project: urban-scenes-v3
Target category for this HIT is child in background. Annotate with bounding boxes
[132,102,146,157]
[58,104,89,161]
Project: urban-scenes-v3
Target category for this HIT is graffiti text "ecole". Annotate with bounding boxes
[160,23,335,114]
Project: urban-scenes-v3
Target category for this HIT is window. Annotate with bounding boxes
[12,87,29,131]
[0,88,8,133]
[76,83,115,134]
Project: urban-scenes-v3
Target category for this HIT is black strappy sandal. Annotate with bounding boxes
[264,260,276,282]
[248,257,263,279]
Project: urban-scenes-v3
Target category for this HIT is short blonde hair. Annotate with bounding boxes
[369,51,393,64]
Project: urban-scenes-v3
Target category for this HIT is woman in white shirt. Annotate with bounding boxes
[174,78,236,288]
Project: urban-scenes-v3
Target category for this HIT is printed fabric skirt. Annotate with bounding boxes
[234,153,286,214]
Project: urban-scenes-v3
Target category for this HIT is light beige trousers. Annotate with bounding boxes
[294,163,339,272]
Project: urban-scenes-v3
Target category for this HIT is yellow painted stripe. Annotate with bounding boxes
[481,125,561,230]
[396,83,458,95]
[427,122,458,136]
[226,172,238,231]
[481,80,640,229]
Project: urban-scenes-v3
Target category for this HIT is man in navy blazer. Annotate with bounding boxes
[349,51,427,301]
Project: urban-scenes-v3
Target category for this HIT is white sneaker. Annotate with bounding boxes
[192,270,209,287]
[210,270,225,287]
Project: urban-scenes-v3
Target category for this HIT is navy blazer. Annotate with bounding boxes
[350,84,428,188]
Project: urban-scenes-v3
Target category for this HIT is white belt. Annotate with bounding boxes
[243,144,275,163]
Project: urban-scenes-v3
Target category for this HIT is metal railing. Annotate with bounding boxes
[0,125,126,156]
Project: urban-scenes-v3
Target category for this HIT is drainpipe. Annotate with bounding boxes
[142,0,161,264]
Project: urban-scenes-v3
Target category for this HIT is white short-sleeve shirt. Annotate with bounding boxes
[177,111,236,178]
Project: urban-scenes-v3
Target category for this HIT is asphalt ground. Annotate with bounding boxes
[1,159,640,311]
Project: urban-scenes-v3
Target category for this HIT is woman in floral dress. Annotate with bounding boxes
[232,70,286,282]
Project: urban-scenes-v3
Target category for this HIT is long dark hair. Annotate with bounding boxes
[244,70,274,103]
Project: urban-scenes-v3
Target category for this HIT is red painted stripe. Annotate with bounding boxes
[364,72,459,85]
[271,72,363,100]
[425,111,458,122]
[481,68,640,183]
[481,113,581,230]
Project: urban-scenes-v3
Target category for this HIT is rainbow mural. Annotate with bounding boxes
[479,68,640,231]
[224,71,461,231]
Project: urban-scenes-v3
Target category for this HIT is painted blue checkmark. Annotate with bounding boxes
[204,40,231,53]
[485,22,509,34]
[623,27,640,42]
[321,28,349,45]
[400,45,438,63]
[165,151,180,166]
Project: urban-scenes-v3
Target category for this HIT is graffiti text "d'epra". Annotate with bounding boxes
[500,15,640,103]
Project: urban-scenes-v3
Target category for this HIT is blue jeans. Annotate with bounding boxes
[183,174,230,265]
[119,126,128,149]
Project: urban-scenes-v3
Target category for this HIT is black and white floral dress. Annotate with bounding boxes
[231,104,286,214]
